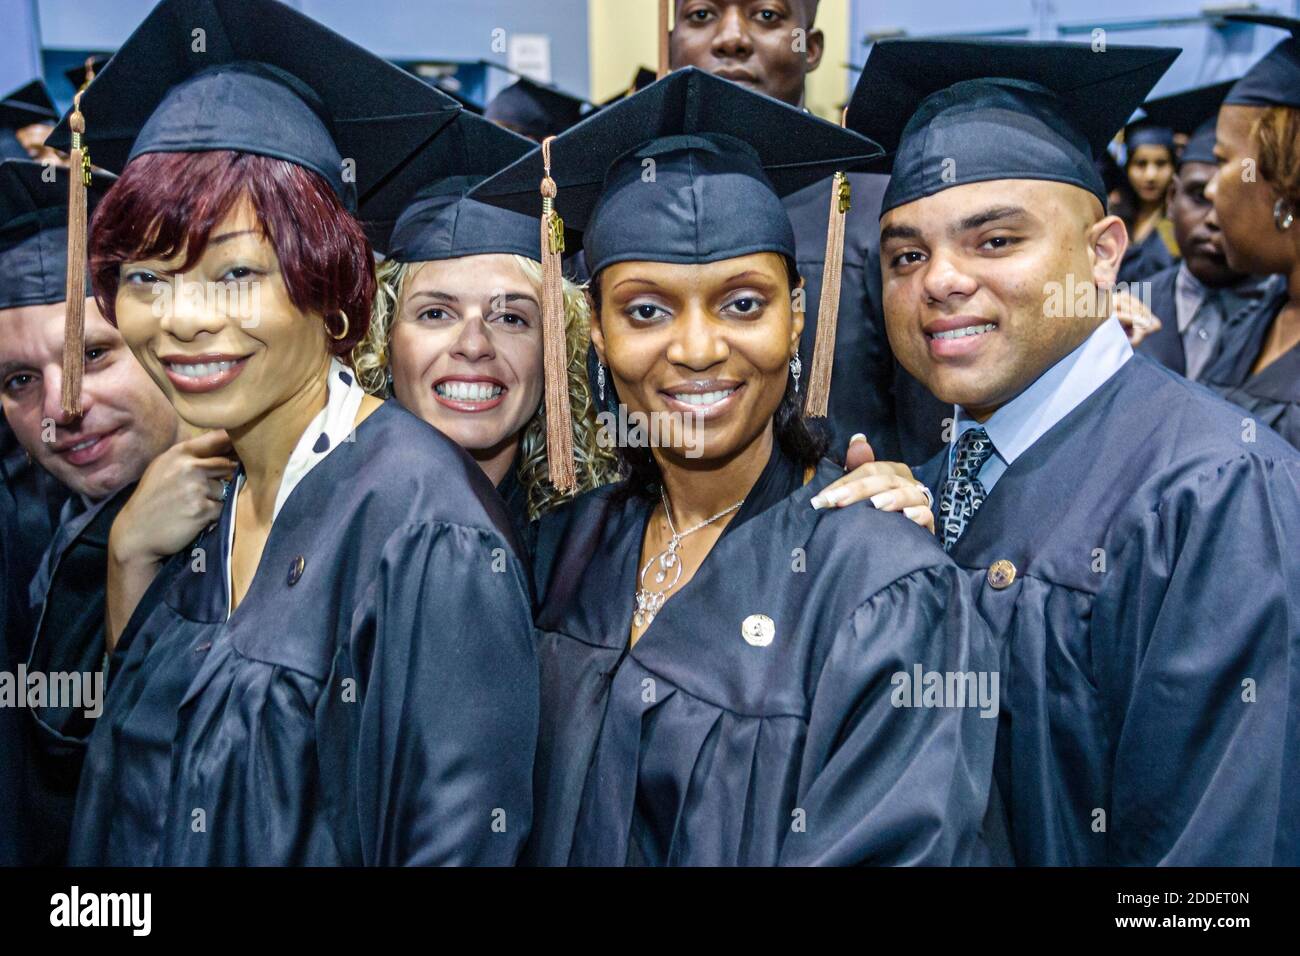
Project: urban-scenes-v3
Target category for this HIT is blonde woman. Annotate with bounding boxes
[354,123,618,553]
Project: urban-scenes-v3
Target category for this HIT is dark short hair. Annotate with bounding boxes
[89,150,375,356]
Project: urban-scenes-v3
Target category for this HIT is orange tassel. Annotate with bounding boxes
[658,0,671,80]
[62,91,91,417]
[539,137,577,493]
[803,170,849,419]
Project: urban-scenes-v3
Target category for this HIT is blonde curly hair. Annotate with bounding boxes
[353,255,620,519]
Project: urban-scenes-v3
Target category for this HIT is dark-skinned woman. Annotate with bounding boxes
[473,69,1001,866]
[1202,13,1300,448]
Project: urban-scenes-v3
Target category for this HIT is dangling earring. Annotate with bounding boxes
[328,311,350,341]
[790,354,802,394]
[384,366,394,393]
[597,363,606,403]
[1274,198,1295,232]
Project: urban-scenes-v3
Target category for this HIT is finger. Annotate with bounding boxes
[204,477,228,501]
[903,505,936,533]
[867,482,932,513]
[816,461,912,502]
[181,429,235,457]
[843,433,875,470]
[812,473,915,510]
[194,456,239,476]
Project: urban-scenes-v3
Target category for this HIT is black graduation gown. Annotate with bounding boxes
[0,414,71,655]
[494,460,537,565]
[525,447,1000,866]
[1202,281,1300,450]
[784,172,948,464]
[1136,263,1185,375]
[1118,227,1176,284]
[68,401,540,865]
[915,355,1300,865]
[19,485,132,865]
[0,486,28,865]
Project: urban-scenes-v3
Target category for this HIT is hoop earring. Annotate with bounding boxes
[790,354,802,394]
[329,311,350,341]
[1275,198,1295,232]
[597,363,606,403]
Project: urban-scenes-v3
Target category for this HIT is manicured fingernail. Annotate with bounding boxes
[850,432,867,445]
[811,494,827,510]
[870,492,895,509]
[904,505,929,520]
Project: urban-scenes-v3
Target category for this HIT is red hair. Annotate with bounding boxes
[89,150,374,356]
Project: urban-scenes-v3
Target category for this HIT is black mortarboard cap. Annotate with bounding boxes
[1123,120,1176,153]
[474,67,881,458]
[0,159,115,311]
[1224,14,1300,109]
[366,110,538,262]
[1139,79,1237,168]
[1,80,58,160]
[847,38,1179,215]
[485,77,591,141]
[472,67,881,276]
[0,80,59,130]
[46,0,462,213]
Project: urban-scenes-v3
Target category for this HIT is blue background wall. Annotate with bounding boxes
[849,1,1300,97]
[3,1,1298,111]
[1,0,591,109]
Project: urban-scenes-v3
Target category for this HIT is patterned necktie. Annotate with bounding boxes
[939,427,996,552]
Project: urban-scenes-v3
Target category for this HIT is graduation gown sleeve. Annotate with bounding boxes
[1094,452,1300,864]
[781,563,1000,866]
[321,519,540,866]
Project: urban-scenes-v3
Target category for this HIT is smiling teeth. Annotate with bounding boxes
[69,436,99,452]
[932,324,996,340]
[437,382,502,401]
[169,360,239,378]
[672,388,735,406]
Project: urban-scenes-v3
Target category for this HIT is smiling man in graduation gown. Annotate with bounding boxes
[667,0,947,462]
[0,158,184,864]
[851,38,1300,865]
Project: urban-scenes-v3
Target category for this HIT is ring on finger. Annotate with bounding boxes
[915,482,934,508]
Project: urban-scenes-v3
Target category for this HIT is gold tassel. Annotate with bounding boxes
[62,91,92,417]
[539,136,577,493]
[658,0,671,80]
[803,170,849,419]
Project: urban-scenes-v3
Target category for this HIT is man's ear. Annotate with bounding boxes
[803,28,825,73]
[586,289,607,366]
[1089,214,1128,291]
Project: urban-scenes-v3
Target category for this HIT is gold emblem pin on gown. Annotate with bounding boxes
[741,614,775,647]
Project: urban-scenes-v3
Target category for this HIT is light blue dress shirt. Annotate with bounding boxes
[948,316,1134,493]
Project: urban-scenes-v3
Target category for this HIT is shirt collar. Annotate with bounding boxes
[1174,262,1209,334]
[953,316,1133,467]
[271,357,365,520]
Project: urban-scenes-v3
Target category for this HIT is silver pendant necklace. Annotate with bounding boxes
[633,486,745,629]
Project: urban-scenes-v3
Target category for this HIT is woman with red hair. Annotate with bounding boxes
[50,0,538,865]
